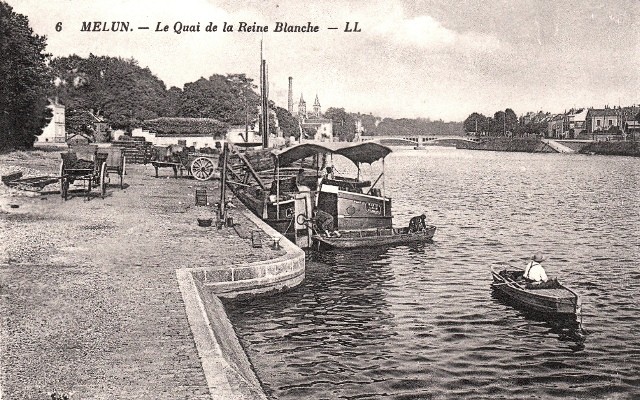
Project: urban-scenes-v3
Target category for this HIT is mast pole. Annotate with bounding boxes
[276,156,280,220]
[382,157,386,216]
[260,39,269,149]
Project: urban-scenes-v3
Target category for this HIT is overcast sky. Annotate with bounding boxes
[7,0,639,121]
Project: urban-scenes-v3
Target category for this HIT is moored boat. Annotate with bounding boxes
[224,141,404,248]
[312,225,436,249]
[490,266,581,317]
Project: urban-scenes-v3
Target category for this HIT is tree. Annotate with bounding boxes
[178,73,260,125]
[50,54,170,130]
[302,125,316,140]
[324,107,356,141]
[463,113,488,135]
[164,86,182,117]
[0,1,52,149]
[493,111,506,135]
[358,113,379,135]
[275,106,300,139]
[65,109,97,142]
[504,108,518,136]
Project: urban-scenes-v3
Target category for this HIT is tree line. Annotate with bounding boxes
[0,1,52,149]
[0,0,473,150]
[462,109,560,137]
[365,117,463,137]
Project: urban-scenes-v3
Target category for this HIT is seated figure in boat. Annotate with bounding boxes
[312,207,341,238]
[296,168,311,192]
[323,166,334,179]
[408,214,427,233]
[523,253,559,289]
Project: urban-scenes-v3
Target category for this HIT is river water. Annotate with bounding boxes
[224,147,640,399]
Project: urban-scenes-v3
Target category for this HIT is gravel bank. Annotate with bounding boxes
[0,148,284,399]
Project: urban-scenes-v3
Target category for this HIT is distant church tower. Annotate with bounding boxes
[298,94,306,118]
[288,77,293,114]
[313,95,321,117]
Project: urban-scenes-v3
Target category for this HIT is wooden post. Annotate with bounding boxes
[220,143,229,222]
[276,156,280,219]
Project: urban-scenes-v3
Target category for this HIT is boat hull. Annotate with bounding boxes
[317,188,392,231]
[229,185,297,235]
[312,225,436,249]
[491,267,581,316]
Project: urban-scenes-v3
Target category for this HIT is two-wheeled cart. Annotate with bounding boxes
[98,147,126,189]
[150,145,219,181]
[59,146,107,200]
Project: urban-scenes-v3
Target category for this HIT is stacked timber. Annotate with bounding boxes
[111,136,153,164]
[237,148,276,171]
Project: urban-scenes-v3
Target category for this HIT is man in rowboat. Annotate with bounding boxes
[523,253,559,289]
[408,214,427,233]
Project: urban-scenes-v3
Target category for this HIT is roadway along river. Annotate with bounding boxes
[224,147,640,399]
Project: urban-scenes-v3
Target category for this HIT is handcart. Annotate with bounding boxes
[59,146,107,200]
[98,147,126,189]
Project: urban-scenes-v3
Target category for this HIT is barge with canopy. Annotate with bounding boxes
[221,141,436,248]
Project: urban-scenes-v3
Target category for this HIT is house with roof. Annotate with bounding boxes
[587,108,620,133]
[624,120,640,140]
[133,117,227,149]
[36,102,66,144]
[65,109,110,145]
[132,116,285,149]
[547,114,569,139]
[567,108,588,138]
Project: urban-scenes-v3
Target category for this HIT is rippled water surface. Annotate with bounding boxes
[224,148,640,399]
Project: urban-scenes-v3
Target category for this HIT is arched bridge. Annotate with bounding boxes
[361,135,481,146]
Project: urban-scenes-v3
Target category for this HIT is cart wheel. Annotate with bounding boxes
[191,157,216,181]
[59,159,65,198]
[100,162,107,198]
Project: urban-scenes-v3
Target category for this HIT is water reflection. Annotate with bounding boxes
[490,290,586,350]
[226,148,640,399]
[225,250,402,400]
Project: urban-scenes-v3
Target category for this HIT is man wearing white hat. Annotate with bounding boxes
[524,252,548,283]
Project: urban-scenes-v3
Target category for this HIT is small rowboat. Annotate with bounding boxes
[312,225,436,249]
[490,266,581,317]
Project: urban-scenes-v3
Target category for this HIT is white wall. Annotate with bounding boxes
[131,128,223,149]
[37,103,66,143]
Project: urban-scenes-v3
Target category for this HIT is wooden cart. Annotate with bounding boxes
[150,145,219,181]
[98,147,126,189]
[59,146,107,200]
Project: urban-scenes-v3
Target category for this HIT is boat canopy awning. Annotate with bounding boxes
[334,142,392,164]
[272,142,392,167]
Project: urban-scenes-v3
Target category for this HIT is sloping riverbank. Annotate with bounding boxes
[577,141,640,157]
[456,137,639,157]
[456,137,555,153]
